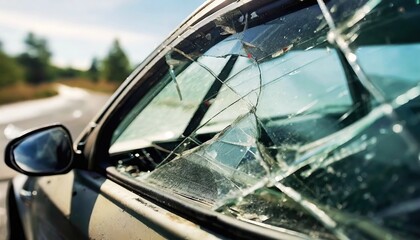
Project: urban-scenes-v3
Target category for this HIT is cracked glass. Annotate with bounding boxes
[110,1,420,239]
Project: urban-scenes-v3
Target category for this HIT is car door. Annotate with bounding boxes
[27,1,342,238]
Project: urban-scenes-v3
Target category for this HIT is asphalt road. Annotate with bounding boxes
[0,85,111,239]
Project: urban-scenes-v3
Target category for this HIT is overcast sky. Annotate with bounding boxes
[0,0,204,69]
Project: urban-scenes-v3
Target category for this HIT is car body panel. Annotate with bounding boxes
[9,175,33,240]
[11,170,222,240]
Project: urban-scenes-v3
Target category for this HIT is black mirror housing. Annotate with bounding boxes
[4,124,74,176]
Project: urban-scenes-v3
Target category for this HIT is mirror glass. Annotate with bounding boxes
[13,127,73,173]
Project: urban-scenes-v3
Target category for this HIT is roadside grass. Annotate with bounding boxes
[0,83,58,105]
[57,78,119,93]
[0,78,119,105]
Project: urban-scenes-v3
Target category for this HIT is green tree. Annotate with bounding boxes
[103,39,131,82]
[17,32,53,84]
[0,42,24,87]
[87,57,100,82]
[55,66,84,79]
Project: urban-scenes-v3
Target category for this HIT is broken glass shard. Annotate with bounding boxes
[323,0,420,102]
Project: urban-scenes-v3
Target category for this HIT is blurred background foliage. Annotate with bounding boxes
[0,32,131,105]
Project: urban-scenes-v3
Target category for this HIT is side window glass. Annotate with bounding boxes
[110,56,229,153]
[327,0,420,101]
[111,1,420,239]
[198,48,354,135]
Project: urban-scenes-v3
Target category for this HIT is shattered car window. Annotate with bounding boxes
[110,55,229,153]
[323,0,420,101]
[197,48,354,135]
[112,0,420,239]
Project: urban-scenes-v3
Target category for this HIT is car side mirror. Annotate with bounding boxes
[4,124,74,176]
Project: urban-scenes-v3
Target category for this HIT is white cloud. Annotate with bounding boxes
[0,8,162,69]
[0,0,136,14]
[0,9,158,44]
[71,0,136,10]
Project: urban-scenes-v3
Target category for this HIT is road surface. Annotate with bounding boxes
[0,84,111,239]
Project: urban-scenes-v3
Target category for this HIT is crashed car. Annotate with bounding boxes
[4,0,420,239]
